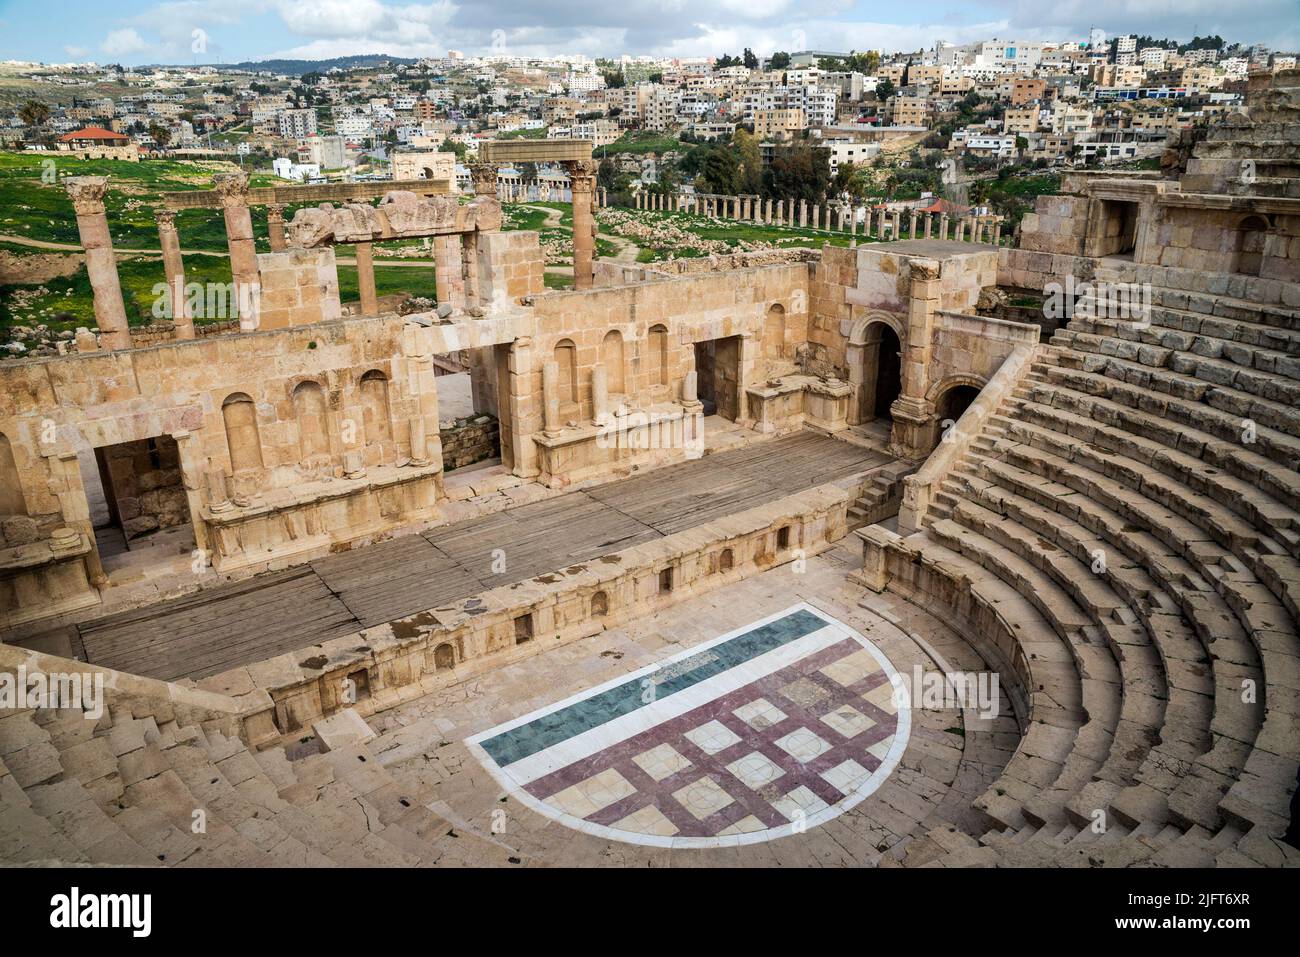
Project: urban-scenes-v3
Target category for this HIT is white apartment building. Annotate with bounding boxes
[278,108,317,139]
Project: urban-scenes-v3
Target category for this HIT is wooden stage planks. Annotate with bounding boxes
[70,433,885,681]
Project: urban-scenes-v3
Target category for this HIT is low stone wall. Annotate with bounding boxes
[197,483,852,744]
[899,334,1039,534]
[440,414,499,470]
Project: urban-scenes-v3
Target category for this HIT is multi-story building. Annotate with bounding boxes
[753,107,806,139]
[278,108,317,139]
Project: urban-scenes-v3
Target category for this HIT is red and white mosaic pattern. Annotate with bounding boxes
[467,606,910,848]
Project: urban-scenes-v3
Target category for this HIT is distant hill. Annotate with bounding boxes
[213,54,421,75]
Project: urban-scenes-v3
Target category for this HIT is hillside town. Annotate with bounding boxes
[5,33,1294,207]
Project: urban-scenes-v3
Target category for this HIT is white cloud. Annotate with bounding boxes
[101,28,152,58]
[64,46,90,59]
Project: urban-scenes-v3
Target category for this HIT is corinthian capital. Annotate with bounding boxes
[64,176,110,215]
[212,171,251,207]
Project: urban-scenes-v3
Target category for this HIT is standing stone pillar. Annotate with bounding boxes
[909,211,918,240]
[155,209,194,340]
[591,363,609,424]
[764,199,773,224]
[65,177,131,351]
[355,241,379,316]
[850,212,857,241]
[434,235,466,309]
[266,203,288,251]
[892,211,901,241]
[811,204,820,231]
[889,258,943,461]
[994,220,1003,245]
[939,214,950,240]
[542,360,562,437]
[798,200,806,228]
[878,208,888,240]
[567,160,596,290]
[924,213,933,239]
[213,172,260,331]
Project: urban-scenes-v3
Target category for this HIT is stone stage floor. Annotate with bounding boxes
[366,540,1018,866]
[29,432,888,683]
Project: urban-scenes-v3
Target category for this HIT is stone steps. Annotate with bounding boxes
[1052,330,1300,438]
[942,489,1169,830]
[925,518,1104,830]
[971,412,1299,833]
[1065,313,1300,399]
[943,462,1212,831]
[1012,388,1300,557]
[1035,361,1300,477]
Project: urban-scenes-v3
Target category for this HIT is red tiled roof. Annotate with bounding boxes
[59,126,129,142]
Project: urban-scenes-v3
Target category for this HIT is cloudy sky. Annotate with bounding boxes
[1,0,1296,65]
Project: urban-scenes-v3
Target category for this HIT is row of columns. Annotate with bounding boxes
[491,180,609,208]
[632,189,1005,245]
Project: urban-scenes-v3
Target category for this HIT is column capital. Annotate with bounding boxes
[65,176,109,214]
[265,202,287,222]
[154,208,177,228]
[212,171,251,208]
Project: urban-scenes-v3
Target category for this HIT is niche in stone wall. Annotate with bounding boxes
[648,324,669,387]
[222,393,264,473]
[293,380,331,461]
[360,370,393,446]
[602,330,626,395]
[0,433,26,517]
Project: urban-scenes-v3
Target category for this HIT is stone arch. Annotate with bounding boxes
[359,369,392,445]
[222,392,263,473]
[647,324,669,387]
[293,380,331,460]
[601,330,626,395]
[848,316,904,424]
[763,303,786,360]
[553,338,578,405]
[1235,214,1270,277]
[591,590,609,616]
[0,432,27,516]
[433,642,456,671]
[924,373,988,406]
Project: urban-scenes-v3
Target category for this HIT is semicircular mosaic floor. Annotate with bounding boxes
[466,603,911,848]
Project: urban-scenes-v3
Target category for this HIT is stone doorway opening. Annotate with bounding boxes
[856,322,902,423]
[81,435,194,574]
[435,350,503,474]
[1098,200,1139,257]
[693,336,742,421]
[935,384,981,449]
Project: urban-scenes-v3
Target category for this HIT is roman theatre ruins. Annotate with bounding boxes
[0,74,1298,868]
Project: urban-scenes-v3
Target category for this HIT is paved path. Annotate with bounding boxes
[68,433,888,682]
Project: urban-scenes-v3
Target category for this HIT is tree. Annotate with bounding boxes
[732,128,763,194]
[769,51,791,70]
[875,78,895,102]
[439,137,468,160]
[697,146,741,195]
[743,48,758,70]
[18,100,50,129]
[148,124,171,149]
[763,143,831,204]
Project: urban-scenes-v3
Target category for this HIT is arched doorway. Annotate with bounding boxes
[934,383,981,448]
[871,325,902,421]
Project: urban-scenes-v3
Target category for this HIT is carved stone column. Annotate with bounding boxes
[355,240,379,316]
[65,177,130,350]
[213,172,260,331]
[155,209,194,339]
[890,258,943,460]
[266,203,288,251]
[565,160,597,290]
[433,234,466,309]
